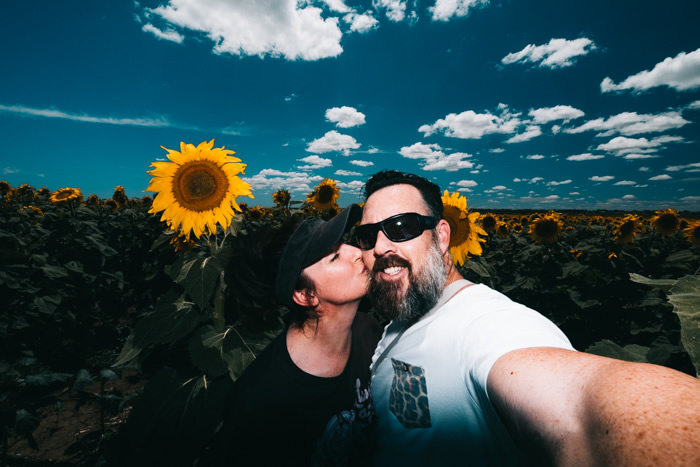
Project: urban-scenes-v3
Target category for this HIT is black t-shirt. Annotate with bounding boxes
[223,312,383,466]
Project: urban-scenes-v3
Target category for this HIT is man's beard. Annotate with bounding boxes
[368,238,447,322]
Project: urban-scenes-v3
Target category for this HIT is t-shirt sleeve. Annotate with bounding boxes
[460,287,575,394]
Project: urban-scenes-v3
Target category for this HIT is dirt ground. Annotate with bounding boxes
[6,370,146,466]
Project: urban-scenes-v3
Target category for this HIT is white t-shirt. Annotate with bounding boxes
[370,280,575,466]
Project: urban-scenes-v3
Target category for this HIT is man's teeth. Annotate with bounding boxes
[384,266,404,275]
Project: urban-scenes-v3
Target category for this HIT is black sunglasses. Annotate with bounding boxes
[354,212,438,250]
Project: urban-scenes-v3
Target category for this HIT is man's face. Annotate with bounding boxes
[360,184,447,321]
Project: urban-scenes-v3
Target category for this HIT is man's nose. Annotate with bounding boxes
[373,229,396,256]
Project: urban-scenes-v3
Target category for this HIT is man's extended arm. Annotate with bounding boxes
[488,347,700,467]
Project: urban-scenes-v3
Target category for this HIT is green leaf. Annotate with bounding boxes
[40,264,69,279]
[629,273,677,290]
[189,324,280,379]
[585,339,649,363]
[666,275,700,377]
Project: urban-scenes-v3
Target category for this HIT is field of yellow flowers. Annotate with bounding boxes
[2,170,699,464]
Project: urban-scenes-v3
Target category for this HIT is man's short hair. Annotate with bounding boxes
[363,170,443,219]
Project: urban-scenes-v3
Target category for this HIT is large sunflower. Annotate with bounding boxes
[49,187,83,204]
[146,139,253,239]
[684,220,700,246]
[650,208,681,236]
[306,178,339,212]
[529,212,564,244]
[613,214,642,245]
[441,190,487,266]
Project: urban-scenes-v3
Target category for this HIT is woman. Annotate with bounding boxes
[222,204,383,466]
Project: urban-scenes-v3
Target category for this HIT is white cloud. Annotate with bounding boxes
[141,23,184,43]
[285,93,298,102]
[335,169,362,176]
[601,47,700,93]
[343,11,379,32]
[0,104,172,128]
[3,167,19,174]
[307,130,360,155]
[147,0,344,61]
[622,153,658,160]
[547,179,572,186]
[567,153,605,161]
[349,160,374,167]
[622,194,636,200]
[419,105,521,139]
[244,169,323,193]
[321,0,351,13]
[564,111,690,137]
[452,179,478,189]
[665,162,700,172]
[398,142,474,172]
[596,135,683,156]
[297,155,332,169]
[590,175,615,182]
[649,174,672,181]
[325,106,366,128]
[526,154,546,160]
[614,180,637,186]
[373,0,407,22]
[689,100,700,110]
[502,37,597,69]
[490,148,505,153]
[429,0,489,22]
[505,125,542,144]
[529,105,584,123]
[336,179,365,194]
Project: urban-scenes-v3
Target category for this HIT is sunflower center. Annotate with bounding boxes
[55,191,73,200]
[657,214,679,230]
[172,160,229,212]
[317,185,336,205]
[536,219,559,238]
[482,216,496,231]
[619,221,635,236]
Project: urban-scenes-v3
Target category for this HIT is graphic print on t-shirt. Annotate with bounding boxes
[389,358,431,428]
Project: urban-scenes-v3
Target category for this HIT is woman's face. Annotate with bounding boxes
[302,243,368,308]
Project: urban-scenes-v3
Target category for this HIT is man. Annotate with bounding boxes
[358,170,700,466]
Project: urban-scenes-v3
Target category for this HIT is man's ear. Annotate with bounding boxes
[292,289,319,308]
[436,218,451,255]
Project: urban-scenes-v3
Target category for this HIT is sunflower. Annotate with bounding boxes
[146,139,253,240]
[612,214,642,245]
[247,206,267,221]
[86,194,101,208]
[529,212,564,244]
[512,223,524,234]
[650,208,681,236]
[170,232,197,253]
[496,222,509,238]
[684,221,700,246]
[441,190,487,266]
[21,205,44,216]
[480,213,498,232]
[49,187,83,204]
[0,180,11,197]
[306,178,339,212]
[113,185,129,208]
[104,199,119,209]
[273,189,291,208]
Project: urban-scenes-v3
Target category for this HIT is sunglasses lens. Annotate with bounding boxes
[384,215,422,242]
[355,225,378,250]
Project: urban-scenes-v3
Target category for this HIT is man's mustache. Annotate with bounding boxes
[371,254,411,276]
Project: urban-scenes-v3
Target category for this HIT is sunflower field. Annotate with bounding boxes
[2,160,700,464]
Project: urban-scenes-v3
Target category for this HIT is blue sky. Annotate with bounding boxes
[1,0,699,211]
